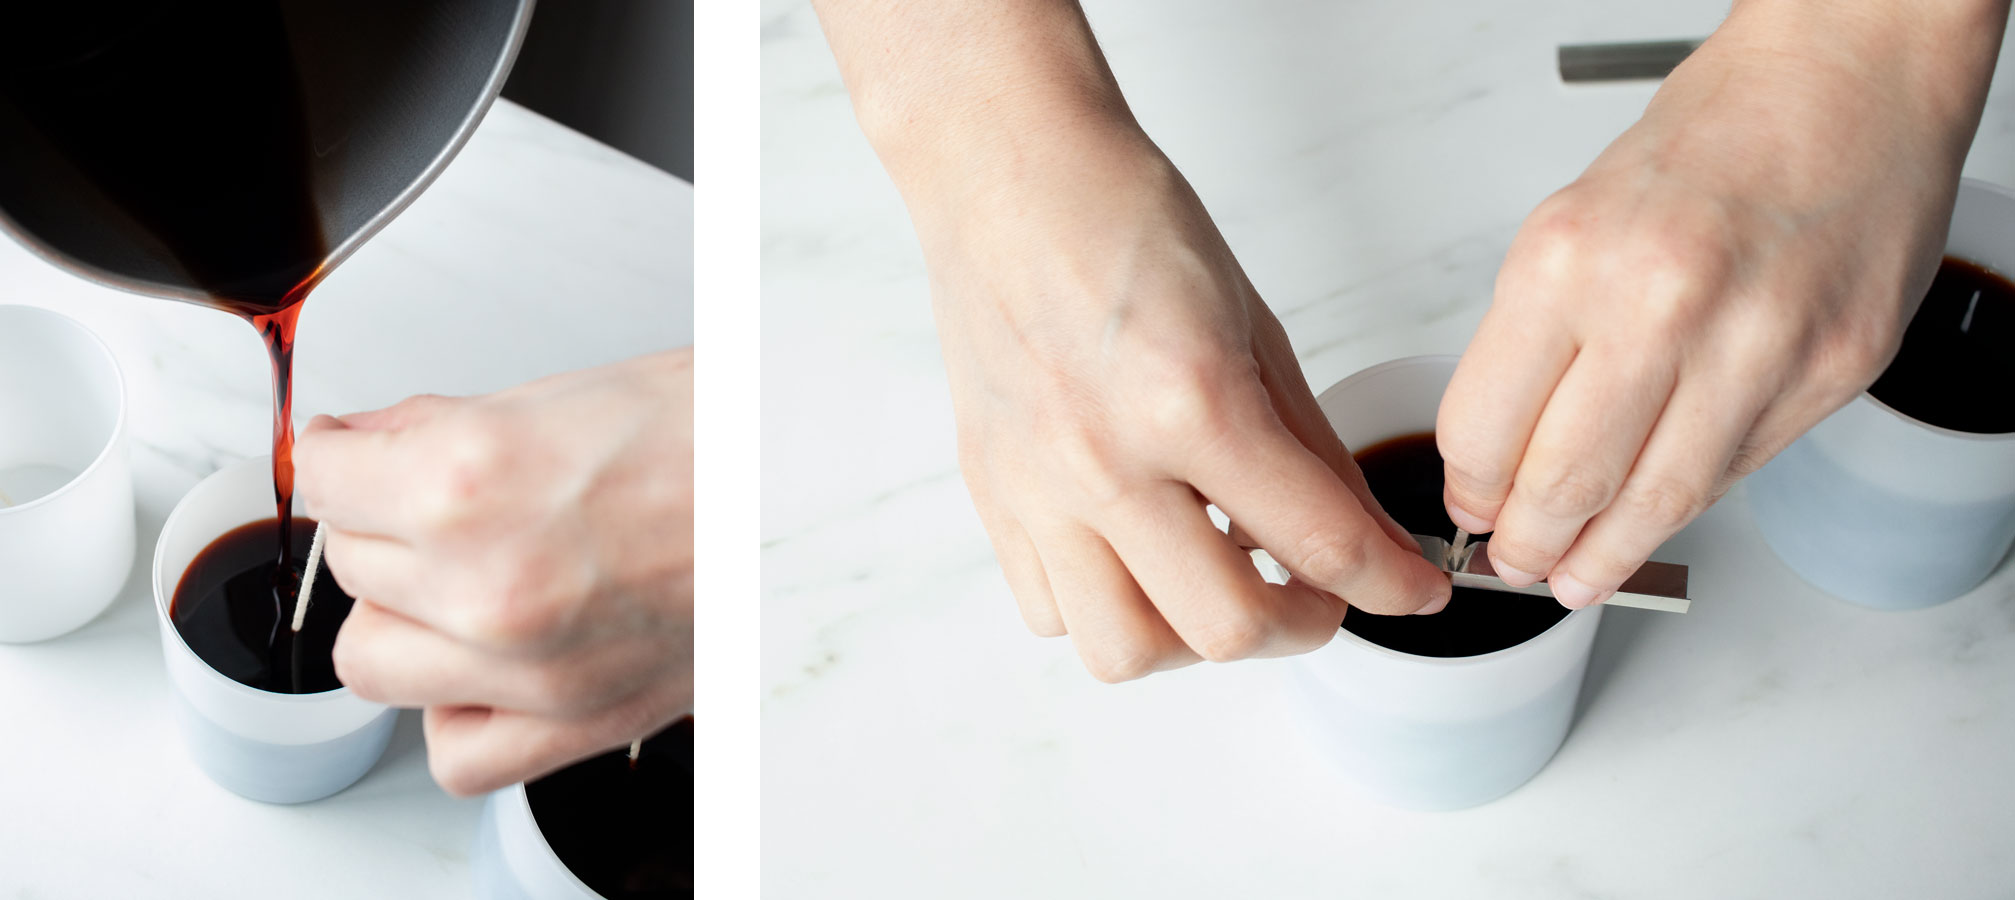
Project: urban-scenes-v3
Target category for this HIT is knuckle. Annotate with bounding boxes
[1189,613,1269,663]
[1291,531,1370,591]
[1616,474,1703,532]
[1525,464,1618,519]
[1510,197,1593,283]
[1138,348,1240,439]
[1633,245,1727,329]
[423,420,509,528]
[1436,439,1511,503]
[1048,422,1129,506]
[1082,645,1157,684]
[427,754,486,797]
[331,638,382,702]
[1023,617,1067,638]
[1718,310,1808,385]
[1018,603,1067,638]
[1281,615,1341,655]
[1489,538,1555,579]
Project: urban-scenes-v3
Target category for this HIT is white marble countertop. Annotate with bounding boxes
[0,100,692,898]
[760,2,2015,896]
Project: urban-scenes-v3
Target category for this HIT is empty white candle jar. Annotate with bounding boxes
[0,305,135,643]
[152,454,395,804]
[1287,355,1604,811]
[1747,179,2015,610]
[472,784,603,900]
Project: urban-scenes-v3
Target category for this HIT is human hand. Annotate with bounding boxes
[816,0,1444,680]
[1437,2,2003,608]
[294,349,694,795]
[915,135,1449,682]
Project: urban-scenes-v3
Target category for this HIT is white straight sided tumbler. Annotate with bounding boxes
[1747,179,2015,610]
[1288,356,1604,811]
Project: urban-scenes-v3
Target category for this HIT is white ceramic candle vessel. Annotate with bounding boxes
[0,305,134,643]
[152,454,395,804]
[1288,355,1604,811]
[1747,179,2015,610]
[472,783,605,900]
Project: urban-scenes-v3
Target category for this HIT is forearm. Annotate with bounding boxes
[811,0,1161,225]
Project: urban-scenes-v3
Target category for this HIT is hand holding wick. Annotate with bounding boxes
[813,0,1450,685]
[294,350,694,795]
[1436,8,1997,609]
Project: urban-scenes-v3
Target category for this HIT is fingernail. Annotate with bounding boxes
[1412,590,1451,616]
[1550,573,1606,609]
[1492,557,1542,587]
[1445,498,1494,534]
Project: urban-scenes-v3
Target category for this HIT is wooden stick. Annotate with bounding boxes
[628,738,643,768]
[291,522,328,632]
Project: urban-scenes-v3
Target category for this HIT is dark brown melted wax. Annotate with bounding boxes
[170,517,356,694]
[1868,255,2015,435]
[0,1,331,567]
[527,718,695,899]
[1342,432,1571,659]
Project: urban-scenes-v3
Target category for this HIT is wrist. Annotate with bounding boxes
[1710,0,2006,136]
[861,74,1159,232]
[890,112,1176,263]
[824,1,1157,230]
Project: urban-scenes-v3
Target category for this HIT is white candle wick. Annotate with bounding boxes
[292,522,328,633]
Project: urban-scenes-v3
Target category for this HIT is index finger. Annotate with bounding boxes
[1186,423,1449,616]
[294,414,432,540]
[1437,297,1576,533]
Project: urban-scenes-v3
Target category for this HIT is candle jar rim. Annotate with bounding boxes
[152,453,387,752]
[0,305,127,517]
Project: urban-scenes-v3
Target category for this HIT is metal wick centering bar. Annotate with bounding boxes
[1410,530,1691,614]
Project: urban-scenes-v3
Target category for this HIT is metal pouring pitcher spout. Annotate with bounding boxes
[0,0,535,305]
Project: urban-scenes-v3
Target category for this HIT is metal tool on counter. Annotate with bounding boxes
[1558,39,1702,83]
[1411,529,1691,614]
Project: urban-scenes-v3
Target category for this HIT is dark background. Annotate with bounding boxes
[502,0,693,182]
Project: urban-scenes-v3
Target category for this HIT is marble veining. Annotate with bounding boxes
[0,100,690,898]
[761,1,2015,897]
